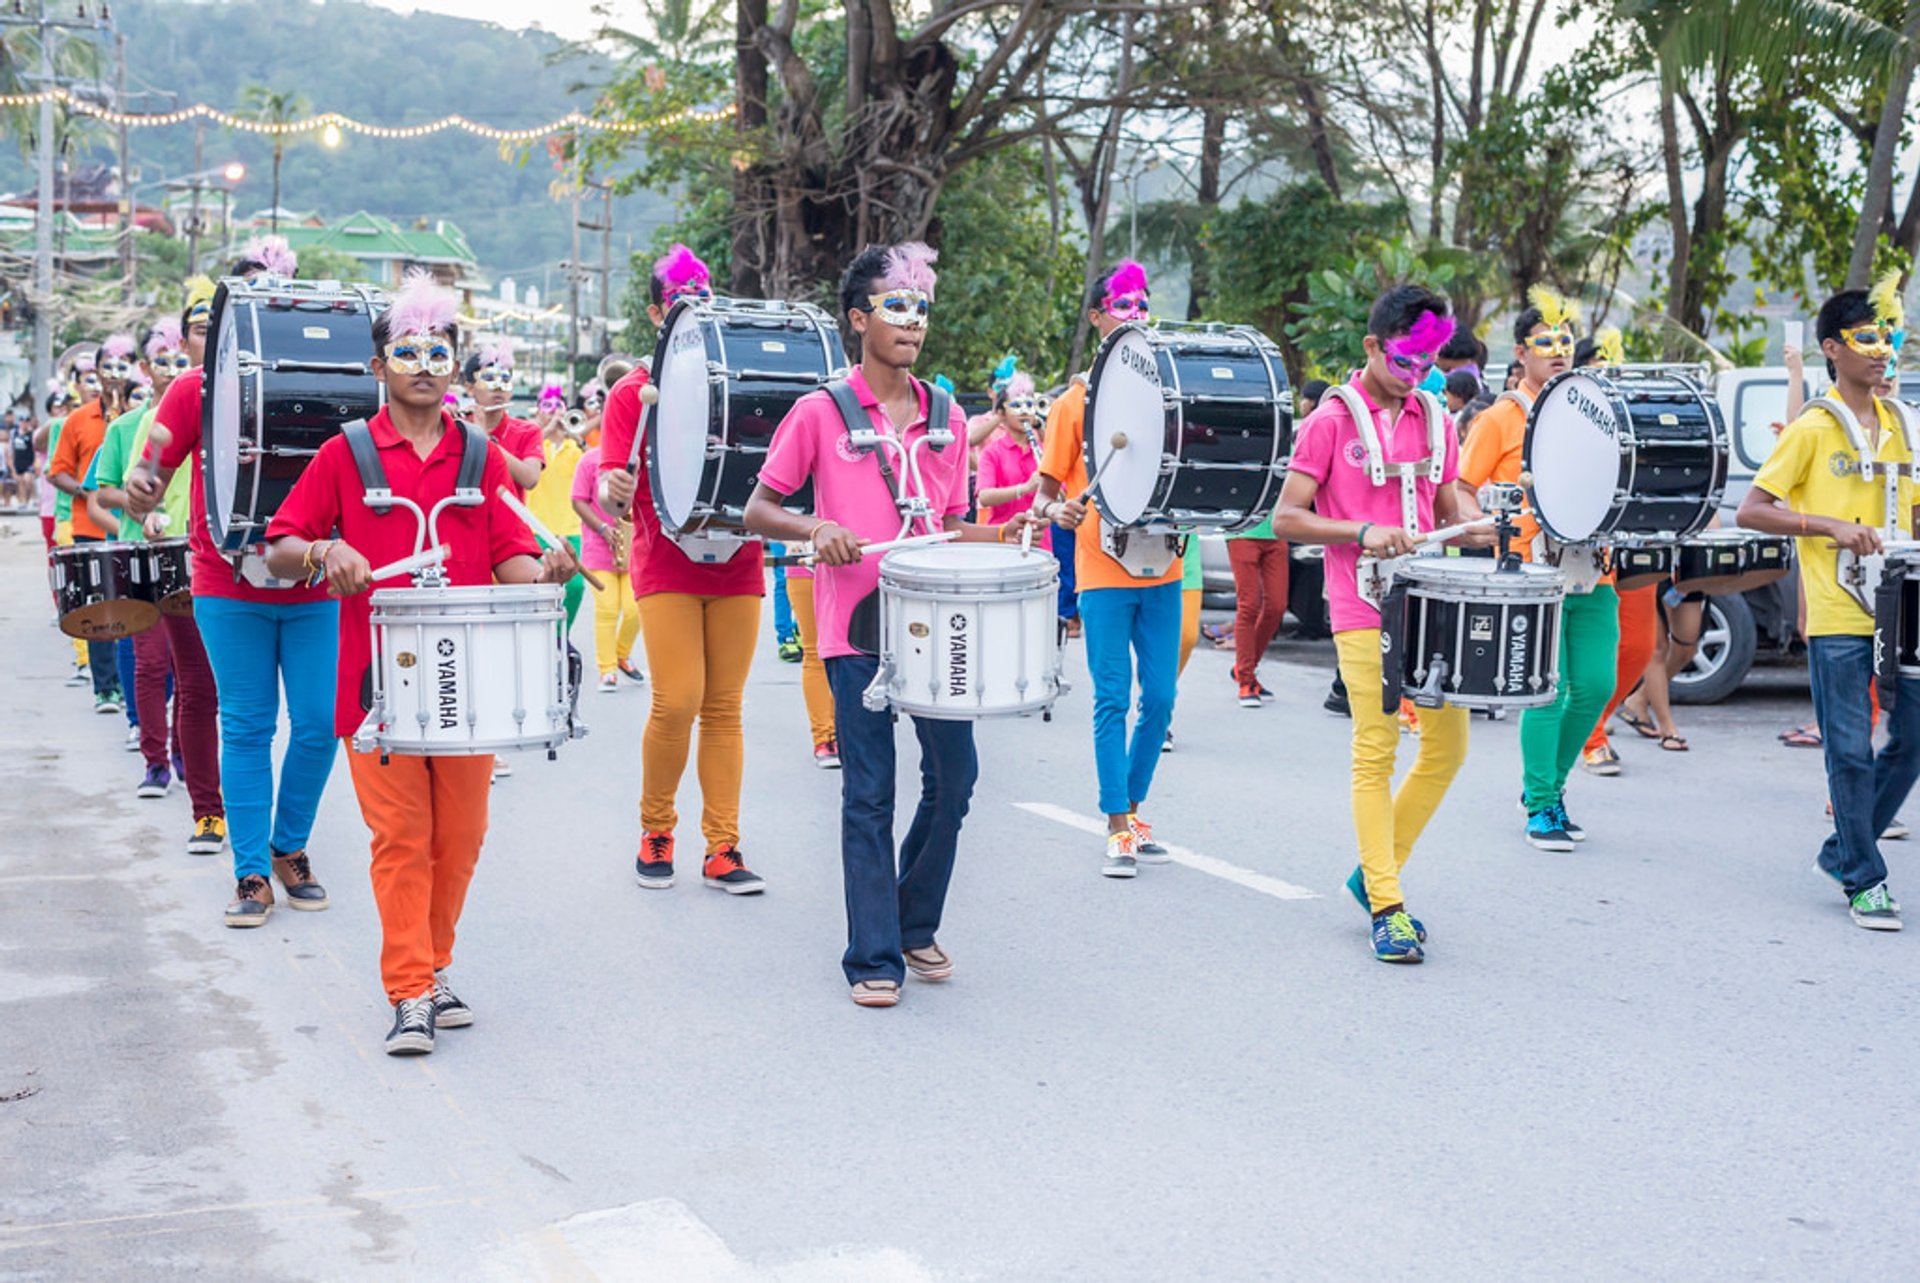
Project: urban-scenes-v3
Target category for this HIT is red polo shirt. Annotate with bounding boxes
[265,407,541,737]
[489,414,545,497]
[596,365,764,600]
[154,369,332,604]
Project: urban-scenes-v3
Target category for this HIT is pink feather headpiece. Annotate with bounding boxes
[882,242,938,299]
[538,382,566,410]
[1006,372,1036,399]
[1103,261,1149,299]
[241,234,298,278]
[1389,307,1457,357]
[383,269,459,342]
[144,318,183,360]
[473,339,513,372]
[128,366,152,387]
[44,375,65,395]
[100,334,136,361]
[70,353,94,373]
[653,243,710,294]
[581,378,605,401]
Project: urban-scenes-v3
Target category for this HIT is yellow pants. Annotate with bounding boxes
[53,520,87,667]
[788,577,836,749]
[637,592,761,852]
[1177,587,1202,675]
[1334,629,1469,913]
[590,571,641,677]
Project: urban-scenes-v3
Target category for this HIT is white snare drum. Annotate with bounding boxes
[867,544,1063,719]
[356,583,582,756]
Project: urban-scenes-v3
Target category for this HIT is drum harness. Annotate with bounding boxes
[1818,395,1920,683]
[340,417,489,590]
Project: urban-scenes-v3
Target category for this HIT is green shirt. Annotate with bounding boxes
[1229,507,1278,541]
[46,416,71,522]
[88,406,189,542]
[1181,535,1204,589]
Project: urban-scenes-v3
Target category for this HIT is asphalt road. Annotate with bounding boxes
[2,512,1912,1282]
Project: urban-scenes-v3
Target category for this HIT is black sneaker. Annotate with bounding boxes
[1323,681,1350,718]
[636,830,675,888]
[223,874,274,928]
[431,970,473,1028]
[271,849,329,910]
[702,844,766,894]
[385,995,436,1055]
[1526,810,1575,852]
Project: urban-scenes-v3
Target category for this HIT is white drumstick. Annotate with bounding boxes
[498,485,607,591]
[1413,516,1496,548]
[369,544,449,582]
[859,530,958,558]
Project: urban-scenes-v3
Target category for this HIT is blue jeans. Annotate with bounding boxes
[1080,581,1181,816]
[1053,525,1078,620]
[769,542,797,644]
[194,596,341,879]
[115,636,137,725]
[1808,635,1920,895]
[826,654,978,985]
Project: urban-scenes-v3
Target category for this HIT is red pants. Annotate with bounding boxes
[346,746,493,1004]
[1229,537,1289,686]
[1584,584,1659,753]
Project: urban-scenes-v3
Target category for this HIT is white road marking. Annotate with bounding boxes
[1014,801,1320,900]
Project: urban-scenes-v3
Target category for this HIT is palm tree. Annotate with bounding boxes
[237,84,309,232]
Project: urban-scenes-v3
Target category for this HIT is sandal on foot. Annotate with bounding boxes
[1618,707,1661,739]
[850,979,900,1008]
[1781,724,1822,747]
[1659,734,1689,752]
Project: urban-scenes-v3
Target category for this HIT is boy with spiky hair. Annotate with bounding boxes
[1273,284,1495,962]
[1738,274,1918,931]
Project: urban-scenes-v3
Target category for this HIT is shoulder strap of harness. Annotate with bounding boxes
[454,419,488,497]
[340,419,392,514]
[825,379,904,510]
[1323,385,1385,486]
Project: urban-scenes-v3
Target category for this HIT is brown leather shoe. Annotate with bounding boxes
[271,850,330,911]
[224,875,274,928]
[903,944,953,981]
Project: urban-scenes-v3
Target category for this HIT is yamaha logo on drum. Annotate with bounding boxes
[436,639,461,729]
[947,612,970,696]
[670,326,703,355]
[1505,612,1531,693]
[1566,386,1616,439]
[1119,343,1162,386]
[437,638,456,657]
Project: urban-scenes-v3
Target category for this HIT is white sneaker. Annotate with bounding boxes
[1102,830,1139,878]
[598,673,620,694]
[492,757,512,780]
[1884,819,1909,840]
[124,725,140,751]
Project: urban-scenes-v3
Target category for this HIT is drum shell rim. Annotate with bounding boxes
[879,546,1060,592]
[1397,557,1565,598]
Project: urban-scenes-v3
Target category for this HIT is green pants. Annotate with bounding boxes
[1521,584,1620,812]
[562,534,585,631]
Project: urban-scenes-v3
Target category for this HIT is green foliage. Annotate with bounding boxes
[296,247,373,287]
[1287,239,1470,382]
[1740,92,1868,303]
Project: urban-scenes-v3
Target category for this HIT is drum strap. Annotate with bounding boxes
[341,418,490,515]
[1816,394,1916,537]
[1324,384,1448,533]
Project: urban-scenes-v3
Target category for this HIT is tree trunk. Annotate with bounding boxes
[1846,3,1920,287]
[1188,104,1224,320]
[270,143,282,233]
[1658,87,1691,359]
[731,0,771,298]
[1067,11,1135,373]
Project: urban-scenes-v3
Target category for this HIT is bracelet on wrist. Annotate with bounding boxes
[1356,522,1373,549]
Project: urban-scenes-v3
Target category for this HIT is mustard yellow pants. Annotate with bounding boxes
[590,571,641,677]
[1334,628,1469,912]
[637,592,761,852]
[788,577,835,749]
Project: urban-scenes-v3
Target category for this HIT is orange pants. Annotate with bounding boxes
[346,746,493,1004]
[637,592,760,851]
[1177,587,1203,675]
[788,576,835,748]
[1584,584,1660,754]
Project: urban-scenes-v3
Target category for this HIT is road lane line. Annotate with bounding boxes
[1014,802,1319,900]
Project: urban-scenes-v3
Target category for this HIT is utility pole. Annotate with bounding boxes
[116,32,132,303]
[575,178,614,361]
[567,186,582,389]
[186,121,205,276]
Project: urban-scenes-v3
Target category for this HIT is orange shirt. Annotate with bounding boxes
[48,400,109,540]
[1038,380,1180,591]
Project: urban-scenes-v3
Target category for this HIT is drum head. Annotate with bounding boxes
[1525,372,1626,543]
[1085,325,1165,526]
[883,542,1056,589]
[207,284,245,546]
[651,305,716,531]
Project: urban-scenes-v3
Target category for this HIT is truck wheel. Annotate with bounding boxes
[1671,594,1756,705]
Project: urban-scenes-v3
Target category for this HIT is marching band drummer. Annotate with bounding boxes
[262,272,579,1055]
[742,241,1041,1008]
[1736,279,1920,932]
[595,245,770,896]
[1272,285,1495,963]
[128,248,341,929]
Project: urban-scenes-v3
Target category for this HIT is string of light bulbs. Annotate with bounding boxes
[0,88,732,142]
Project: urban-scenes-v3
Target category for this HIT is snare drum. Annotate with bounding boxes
[1084,322,1290,532]
[1524,369,1728,544]
[647,297,844,532]
[1387,557,1564,710]
[49,542,159,640]
[1674,528,1795,595]
[869,544,1063,719]
[205,277,384,552]
[356,584,581,757]
[142,537,193,616]
[1612,544,1674,591]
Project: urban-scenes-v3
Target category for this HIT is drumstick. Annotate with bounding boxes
[497,485,607,591]
[768,530,959,567]
[369,544,449,582]
[1412,516,1496,548]
[622,383,660,476]
[1073,431,1129,503]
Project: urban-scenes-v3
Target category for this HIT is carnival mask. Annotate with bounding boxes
[866,289,931,330]
[384,335,456,377]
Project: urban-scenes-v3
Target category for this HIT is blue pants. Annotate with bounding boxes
[1809,635,1920,896]
[194,596,341,880]
[826,654,978,985]
[1053,525,1079,620]
[769,542,796,643]
[1080,581,1181,816]
[115,636,136,725]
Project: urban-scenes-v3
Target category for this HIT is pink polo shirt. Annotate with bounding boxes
[975,429,1051,551]
[759,367,970,658]
[571,445,620,572]
[1288,377,1459,634]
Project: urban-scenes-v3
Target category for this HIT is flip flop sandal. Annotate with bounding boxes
[1618,707,1662,740]
[1659,734,1690,752]
[1781,726,1823,748]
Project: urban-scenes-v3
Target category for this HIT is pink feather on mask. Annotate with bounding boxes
[100,334,136,361]
[71,354,94,373]
[474,339,513,372]
[1006,372,1036,399]
[883,242,939,299]
[384,269,459,342]
[1104,260,1149,299]
[144,318,183,360]
[538,383,566,408]
[1389,308,1456,359]
[242,234,298,278]
[653,243,710,294]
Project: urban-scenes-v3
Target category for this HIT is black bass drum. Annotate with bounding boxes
[1084,321,1290,532]
[204,277,384,552]
[646,297,842,531]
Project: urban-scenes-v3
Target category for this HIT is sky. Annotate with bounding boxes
[359,0,608,41]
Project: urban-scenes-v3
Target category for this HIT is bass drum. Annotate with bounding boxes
[205,277,384,552]
[647,297,842,532]
[1084,321,1290,532]
[1523,369,1727,545]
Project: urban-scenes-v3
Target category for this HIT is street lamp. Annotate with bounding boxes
[320,122,343,150]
